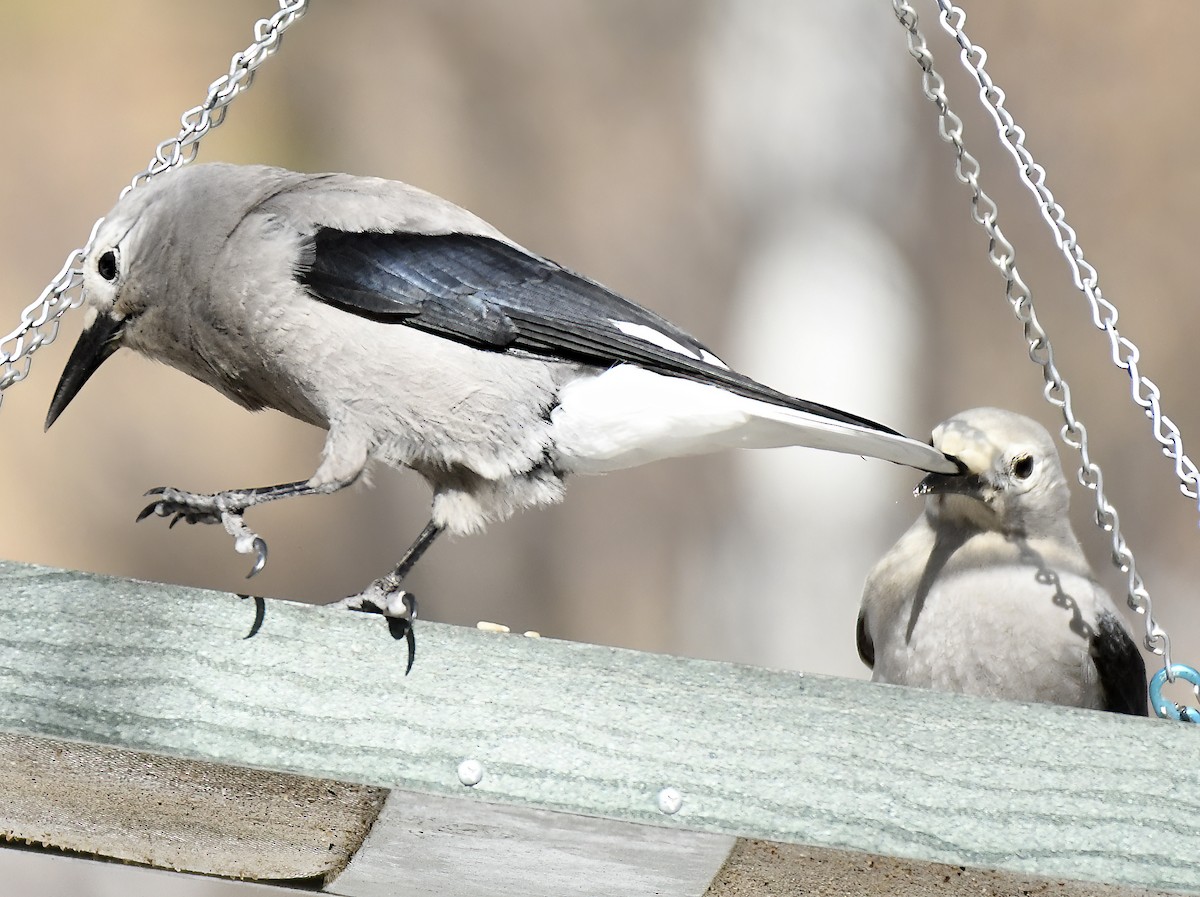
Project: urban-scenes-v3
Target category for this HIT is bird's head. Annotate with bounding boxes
[915,407,1070,536]
[45,164,272,429]
[46,236,132,430]
[44,181,174,431]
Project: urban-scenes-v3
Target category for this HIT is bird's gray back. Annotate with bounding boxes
[112,164,535,423]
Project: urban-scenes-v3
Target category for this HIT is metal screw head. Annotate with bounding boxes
[457,758,484,787]
[657,787,683,815]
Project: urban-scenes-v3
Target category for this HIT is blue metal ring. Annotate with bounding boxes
[1149,664,1200,723]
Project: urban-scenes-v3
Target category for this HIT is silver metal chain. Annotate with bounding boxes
[0,0,309,407]
[891,0,1173,674]
[932,3,1200,511]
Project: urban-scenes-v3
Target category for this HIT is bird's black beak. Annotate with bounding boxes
[914,468,986,499]
[45,311,125,430]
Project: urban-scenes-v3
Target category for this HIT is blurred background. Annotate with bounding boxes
[2,0,1200,893]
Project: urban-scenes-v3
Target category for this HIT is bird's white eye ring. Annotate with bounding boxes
[1012,454,1034,479]
[97,249,119,282]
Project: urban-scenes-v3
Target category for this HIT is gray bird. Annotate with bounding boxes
[857,407,1147,715]
[46,162,957,653]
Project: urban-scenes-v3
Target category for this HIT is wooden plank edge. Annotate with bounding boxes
[704,839,1188,897]
[0,731,386,881]
[328,789,735,897]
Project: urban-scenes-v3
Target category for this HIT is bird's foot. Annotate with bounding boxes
[136,486,269,578]
[332,580,419,674]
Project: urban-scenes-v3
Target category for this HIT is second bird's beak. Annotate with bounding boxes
[45,311,125,430]
[914,467,986,499]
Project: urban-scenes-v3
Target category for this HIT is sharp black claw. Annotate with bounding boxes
[246,537,268,579]
[239,594,267,639]
[144,486,167,497]
[135,503,158,523]
[386,616,417,674]
[169,513,184,529]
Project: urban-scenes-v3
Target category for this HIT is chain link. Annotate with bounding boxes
[891,1,1173,674]
[0,0,309,409]
[931,2,1200,511]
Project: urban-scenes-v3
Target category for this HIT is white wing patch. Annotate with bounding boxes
[550,364,940,475]
[610,319,728,368]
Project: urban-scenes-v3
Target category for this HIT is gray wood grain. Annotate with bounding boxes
[0,559,1197,893]
[329,791,733,897]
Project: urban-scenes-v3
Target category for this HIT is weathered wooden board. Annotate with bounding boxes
[0,731,384,880]
[0,559,1197,894]
[703,840,1181,897]
[329,791,733,897]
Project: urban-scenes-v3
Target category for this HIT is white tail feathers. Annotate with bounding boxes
[551,365,955,476]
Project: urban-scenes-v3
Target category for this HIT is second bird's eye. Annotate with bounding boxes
[1012,454,1035,479]
[97,249,119,282]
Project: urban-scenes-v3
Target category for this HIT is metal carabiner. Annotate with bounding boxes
[1149,664,1200,723]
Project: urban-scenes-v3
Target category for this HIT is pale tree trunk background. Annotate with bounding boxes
[0,2,1197,893]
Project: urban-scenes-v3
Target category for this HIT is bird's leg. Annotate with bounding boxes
[331,520,445,674]
[334,520,444,613]
[136,479,345,577]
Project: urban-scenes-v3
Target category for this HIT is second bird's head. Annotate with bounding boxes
[914,407,1070,535]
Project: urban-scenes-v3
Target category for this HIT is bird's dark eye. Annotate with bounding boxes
[97,249,119,282]
[1012,454,1034,479]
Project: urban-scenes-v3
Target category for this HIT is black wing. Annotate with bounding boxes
[298,229,898,434]
[1091,612,1148,716]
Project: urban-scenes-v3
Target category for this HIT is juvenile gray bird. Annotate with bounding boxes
[46,162,957,646]
[857,407,1147,715]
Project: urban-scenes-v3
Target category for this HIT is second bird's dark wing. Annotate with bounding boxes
[1091,612,1149,716]
[855,611,876,670]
